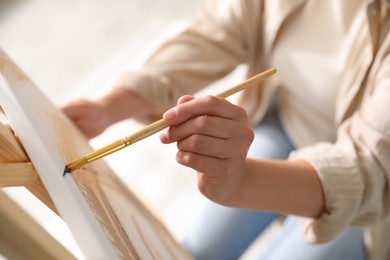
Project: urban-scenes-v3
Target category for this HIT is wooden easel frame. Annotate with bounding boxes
[0,109,75,259]
[0,116,58,214]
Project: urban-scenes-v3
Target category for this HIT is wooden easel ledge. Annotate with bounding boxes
[0,122,59,215]
[0,162,38,186]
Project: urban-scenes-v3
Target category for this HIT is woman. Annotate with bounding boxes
[62,0,390,259]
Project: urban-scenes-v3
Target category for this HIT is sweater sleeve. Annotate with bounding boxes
[116,0,258,121]
[289,54,390,243]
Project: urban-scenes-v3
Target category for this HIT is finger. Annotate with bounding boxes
[176,134,246,159]
[163,95,247,126]
[60,100,88,118]
[177,95,195,105]
[176,150,231,178]
[61,106,80,119]
[160,115,235,143]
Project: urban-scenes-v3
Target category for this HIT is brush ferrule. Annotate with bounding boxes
[121,136,132,146]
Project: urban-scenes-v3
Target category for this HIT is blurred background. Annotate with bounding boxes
[0,0,261,259]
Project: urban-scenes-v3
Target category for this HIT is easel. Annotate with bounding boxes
[0,105,75,259]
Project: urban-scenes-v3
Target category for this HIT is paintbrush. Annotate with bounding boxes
[63,67,276,175]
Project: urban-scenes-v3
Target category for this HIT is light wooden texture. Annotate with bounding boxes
[0,190,75,260]
[0,121,26,163]
[67,68,276,172]
[0,48,191,258]
[0,162,38,186]
[0,122,59,214]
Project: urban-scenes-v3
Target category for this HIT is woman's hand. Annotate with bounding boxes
[60,99,111,139]
[160,95,254,204]
[61,87,155,139]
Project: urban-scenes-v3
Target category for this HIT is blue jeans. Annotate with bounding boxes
[183,102,366,260]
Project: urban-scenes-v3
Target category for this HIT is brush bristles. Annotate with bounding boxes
[63,157,88,175]
[63,166,71,176]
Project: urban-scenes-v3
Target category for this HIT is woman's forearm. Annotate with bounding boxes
[96,87,155,125]
[230,158,325,218]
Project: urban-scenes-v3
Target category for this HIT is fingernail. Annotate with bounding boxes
[163,108,176,121]
[159,129,168,142]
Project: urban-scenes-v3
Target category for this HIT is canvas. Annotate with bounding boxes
[0,48,190,259]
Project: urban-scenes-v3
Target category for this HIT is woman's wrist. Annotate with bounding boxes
[96,87,155,125]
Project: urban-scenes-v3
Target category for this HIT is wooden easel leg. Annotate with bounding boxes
[0,190,75,259]
[27,181,59,215]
